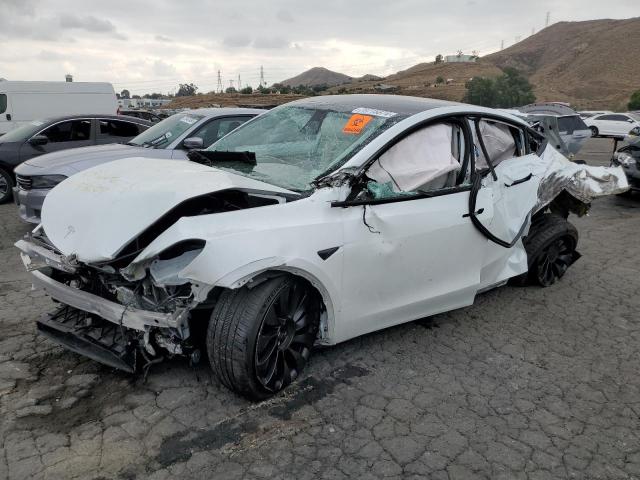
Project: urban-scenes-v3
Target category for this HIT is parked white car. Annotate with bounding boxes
[584,112,640,138]
[16,95,627,399]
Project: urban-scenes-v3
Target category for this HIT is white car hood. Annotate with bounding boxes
[41,157,295,262]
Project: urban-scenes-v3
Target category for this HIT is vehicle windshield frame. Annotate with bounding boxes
[206,104,408,192]
[0,120,48,143]
[127,112,204,149]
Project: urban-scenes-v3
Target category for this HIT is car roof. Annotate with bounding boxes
[285,94,461,116]
[177,107,266,119]
[38,114,152,126]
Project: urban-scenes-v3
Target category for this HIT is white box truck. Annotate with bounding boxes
[0,81,117,135]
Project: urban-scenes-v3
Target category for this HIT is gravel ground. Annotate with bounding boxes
[1,139,639,480]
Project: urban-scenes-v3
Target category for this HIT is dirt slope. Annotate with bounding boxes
[485,17,640,109]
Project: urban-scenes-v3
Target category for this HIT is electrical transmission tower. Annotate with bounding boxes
[216,70,223,93]
[229,79,234,91]
[259,66,265,88]
[237,74,241,90]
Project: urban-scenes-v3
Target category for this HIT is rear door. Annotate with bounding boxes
[19,119,93,161]
[95,119,147,145]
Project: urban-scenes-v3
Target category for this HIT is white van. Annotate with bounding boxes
[0,81,117,135]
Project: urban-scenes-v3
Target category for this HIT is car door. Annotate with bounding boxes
[95,118,147,145]
[337,119,493,341]
[19,119,93,161]
[467,118,542,288]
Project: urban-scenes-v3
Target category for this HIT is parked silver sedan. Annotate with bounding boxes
[13,108,263,223]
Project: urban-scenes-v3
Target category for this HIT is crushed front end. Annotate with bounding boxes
[16,229,206,372]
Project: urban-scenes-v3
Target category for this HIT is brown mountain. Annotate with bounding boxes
[331,17,640,109]
[279,67,352,87]
[485,17,640,109]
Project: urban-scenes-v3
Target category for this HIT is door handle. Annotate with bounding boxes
[463,207,484,218]
[5,114,10,121]
[505,173,533,187]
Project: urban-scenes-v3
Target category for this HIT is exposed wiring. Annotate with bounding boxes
[362,205,380,234]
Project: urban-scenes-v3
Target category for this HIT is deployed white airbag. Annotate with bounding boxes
[475,121,517,169]
[368,124,459,192]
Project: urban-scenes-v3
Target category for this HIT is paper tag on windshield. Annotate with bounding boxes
[352,107,397,118]
[165,131,172,138]
[179,116,197,125]
[343,114,373,134]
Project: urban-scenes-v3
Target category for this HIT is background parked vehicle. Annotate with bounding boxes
[611,136,640,195]
[584,112,640,138]
[0,81,117,135]
[578,110,612,119]
[13,108,261,222]
[515,103,592,157]
[0,114,150,204]
[119,109,164,123]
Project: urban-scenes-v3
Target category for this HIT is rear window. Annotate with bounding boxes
[0,94,6,114]
[558,115,587,133]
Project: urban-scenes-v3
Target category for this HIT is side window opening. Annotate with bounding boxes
[99,120,140,138]
[43,120,91,143]
[474,119,524,171]
[362,122,466,200]
[0,94,7,114]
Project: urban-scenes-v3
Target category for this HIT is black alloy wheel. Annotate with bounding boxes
[254,279,319,392]
[534,236,576,287]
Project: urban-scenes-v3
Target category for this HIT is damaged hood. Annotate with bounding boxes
[41,157,295,262]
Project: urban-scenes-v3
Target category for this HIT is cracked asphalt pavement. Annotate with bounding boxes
[1,139,639,479]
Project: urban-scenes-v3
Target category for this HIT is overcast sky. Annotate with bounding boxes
[1,0,638,94]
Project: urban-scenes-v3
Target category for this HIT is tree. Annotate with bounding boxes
[132,95,141,99]
[462,68,535,108]
[120,89,130,99]
[240,86,253,94]
[225,87,237,94]
[143,92,164,99]
[629,90,640,110]
[435,76,444,84]
[176,83,198,97]
[435,54,443,64]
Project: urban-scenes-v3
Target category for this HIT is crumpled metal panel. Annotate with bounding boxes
[534,146,629,212]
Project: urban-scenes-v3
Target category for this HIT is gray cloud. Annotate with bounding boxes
[36,50,67,62]
[59,13,126,39]
[254,36,289,49]
[276,9,294,23]
[155,34,172,42]
[152,59,177,77]
[223,34,252,48]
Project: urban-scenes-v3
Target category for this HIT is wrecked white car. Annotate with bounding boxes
[16,95,628,399]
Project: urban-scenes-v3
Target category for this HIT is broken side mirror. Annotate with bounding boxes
[29,135,48,146]
[183,137,204,149]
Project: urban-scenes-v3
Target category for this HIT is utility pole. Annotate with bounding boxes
[216,70,223,93]
[259,65,265,88]
[237,74,241,90]
[545,11,550,27]
[500,39,504,50]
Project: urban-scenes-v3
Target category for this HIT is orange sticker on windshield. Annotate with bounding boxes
[343,114,373,134]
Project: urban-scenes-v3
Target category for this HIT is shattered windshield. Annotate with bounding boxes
[128,113,204,148]
[207,105,405,191]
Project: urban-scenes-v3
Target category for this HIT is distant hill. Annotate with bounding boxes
[279,67,352,87]
[485,17,640,109]
[331,17,640,109]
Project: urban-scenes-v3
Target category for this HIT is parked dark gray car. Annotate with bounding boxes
[0,114,151,203]
[13,108,262,222]
[612,136,640,195]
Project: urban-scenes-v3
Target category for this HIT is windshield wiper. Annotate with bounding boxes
[187,150,257,167]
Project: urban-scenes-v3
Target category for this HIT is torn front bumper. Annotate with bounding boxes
[16,238,184,333]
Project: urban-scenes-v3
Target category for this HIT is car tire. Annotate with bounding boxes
[0,168,14,204]
[589,126,598,137]
[207,275,321,400]
[512,214,580,287]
